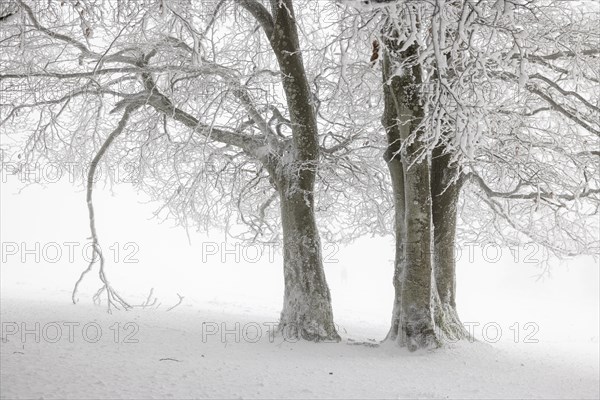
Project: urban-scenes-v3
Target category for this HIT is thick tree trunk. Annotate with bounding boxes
[431,145,470,341]
[245,0,339,341]
[277,178,340,342]
[381,44,439,350]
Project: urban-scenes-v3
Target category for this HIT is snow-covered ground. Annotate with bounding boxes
[1,181,599,399]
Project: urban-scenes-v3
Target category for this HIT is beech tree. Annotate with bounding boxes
[341,0,599,350]
[0,0,389,342]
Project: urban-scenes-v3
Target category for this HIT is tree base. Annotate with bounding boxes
[385,302,470,350]
[277,320,341,342]
[434,302,472,344]
[385,309,441,351]
[278,299,341,342]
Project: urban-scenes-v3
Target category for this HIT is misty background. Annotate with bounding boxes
[1,173,597,345]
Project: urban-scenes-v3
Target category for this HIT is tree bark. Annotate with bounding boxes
[241,0,339,341]
[384,150,405,343]
[276,176,340,341]
[401,156,439,350]
[381,54,405,342]
[431,146,459,308]
[431,144,470,341]
[382,43,439,350]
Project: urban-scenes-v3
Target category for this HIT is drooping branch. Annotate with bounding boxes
[72,104,139,311]
[474,190,584,259]
[525,84,600,138]
[529,73,600,114]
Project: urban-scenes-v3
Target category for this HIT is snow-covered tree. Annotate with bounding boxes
[2,0,597,350]
[0,0,387,341]
[340,0,599,350]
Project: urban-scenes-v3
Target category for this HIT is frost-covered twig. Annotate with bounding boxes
[166,293,185,312]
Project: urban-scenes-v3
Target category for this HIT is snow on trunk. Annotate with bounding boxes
[260,1,339,342]
[431,144,470,341]
[381,43,439,350]
[384,157,405,342]
[380,32,472,350]
[277,181,340,342]
[381,63,405,342]
[400,154,439,350]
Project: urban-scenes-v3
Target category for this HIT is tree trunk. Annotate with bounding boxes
[431,144,470,341]
[277,176,340,342]
[381,57,405,342]
[400,153,438,350]
[384,156,405,342]
[381,43,439,350]
[250,0,339,342]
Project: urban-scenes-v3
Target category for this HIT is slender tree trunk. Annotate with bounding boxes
[276,176,340,341]
[431,147,459,307]
[431,145,470,341]
[384,156,405,342]
[381,58,405,342]
[401,153,438,350]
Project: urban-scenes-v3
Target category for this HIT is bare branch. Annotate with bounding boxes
[466,172,600,202]
[72,104,139,311]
